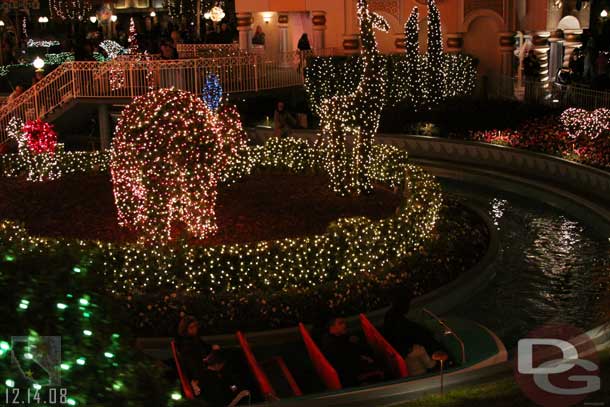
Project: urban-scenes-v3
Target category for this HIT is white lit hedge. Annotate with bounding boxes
[0,138,442,297]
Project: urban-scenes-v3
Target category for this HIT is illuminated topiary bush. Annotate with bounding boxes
[111,88,231,244]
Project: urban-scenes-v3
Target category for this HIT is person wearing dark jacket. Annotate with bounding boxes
[383,293,440,375]
[197,350,248,406]
[321,317,382,387]
[175,316,218,385]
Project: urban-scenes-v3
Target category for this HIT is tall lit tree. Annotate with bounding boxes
[404,7,421,107]
[426,0,444,106]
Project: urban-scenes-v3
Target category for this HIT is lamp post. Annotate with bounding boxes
[33,56,45,72]
[110,14,117,39]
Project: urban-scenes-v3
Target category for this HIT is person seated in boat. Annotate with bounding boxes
[321,316,383,387]
[195,350,249,406]
[383,292,443,375]
[175,315,220,386]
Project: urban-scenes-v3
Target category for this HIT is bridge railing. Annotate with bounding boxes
[0,53,310,144]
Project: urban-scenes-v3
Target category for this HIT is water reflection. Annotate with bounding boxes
[441,180,610,348]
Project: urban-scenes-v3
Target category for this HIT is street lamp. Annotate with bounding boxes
[38,16,48,23]
[89,16,97,24]
[601,9,608,18]
[0,20,5,27]
[150,11,156,17]
[111,15,118,23]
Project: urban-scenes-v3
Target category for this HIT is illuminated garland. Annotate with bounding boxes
[0,138,442,298]
[111,88,235,244]
[22,17,28,40]
[318,0,390,196]
[100,40,125,60]
[27,39,61,48]
[1,150,110,178]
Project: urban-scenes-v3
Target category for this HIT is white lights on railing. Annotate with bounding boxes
[601,9,608,18]
[150,11,156,17]
[0,20,5,27]
[89,16,97,24]
[33,57,45,71]
[38,16,49,23]
[111,15,118,23]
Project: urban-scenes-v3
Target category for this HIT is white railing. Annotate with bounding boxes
[0,54,308,143]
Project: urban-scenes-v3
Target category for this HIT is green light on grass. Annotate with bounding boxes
[24,352,33,359]
[104,352,114,358]
[4,254,15,262]
[56,303,68,310]
[171,392,182,400]
[60,363,70,370]
[33,383,41,390]
[82,311,91,318]
[112,380,123,391]
[67,398,76,405]
[0,342,10,351]
[83,330,92,336]
[5,379,15,387]
[79,298,89,306]
[76,357,86,365]
[72,266,81,273]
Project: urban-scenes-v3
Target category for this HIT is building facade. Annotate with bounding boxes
[235,0,592,79]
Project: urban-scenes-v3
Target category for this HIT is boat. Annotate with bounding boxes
[167,309,507,406]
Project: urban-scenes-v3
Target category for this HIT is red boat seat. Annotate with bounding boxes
[298,323,342,391]
[359,313,409,379]
[170,340,195,400]
[236,331,277,400]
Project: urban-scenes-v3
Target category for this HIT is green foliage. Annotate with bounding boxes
[0,241,174,406]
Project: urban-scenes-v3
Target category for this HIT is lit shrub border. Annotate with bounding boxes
[0,138,441,307]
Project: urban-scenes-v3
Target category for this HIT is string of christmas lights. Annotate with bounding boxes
[49,0,86,21]
[561,108,610,141]
[425,0,445,106]
[0,138,442,298]
[403,7,421,108]
[111,88,242,244]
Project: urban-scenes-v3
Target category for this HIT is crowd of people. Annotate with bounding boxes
[174,290,448,405]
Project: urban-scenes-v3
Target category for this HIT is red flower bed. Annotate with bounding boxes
[469,114,610,170]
